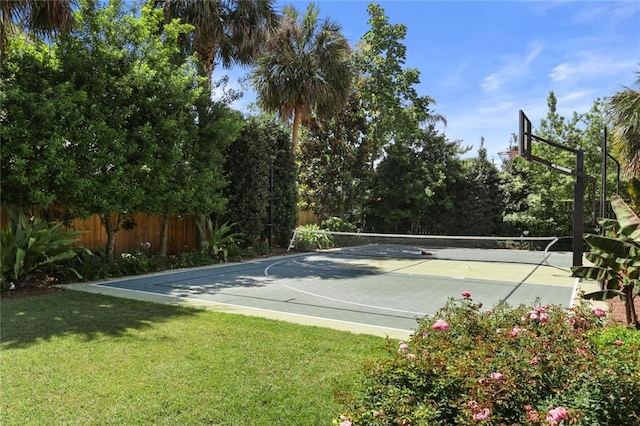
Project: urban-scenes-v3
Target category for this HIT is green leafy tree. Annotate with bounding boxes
[607,69,640,178]
[573,193,640,328]
[252,3,352,153]
[453,139,504,235]
[53,0,213,259]
[298,88,373,222]
[364,127,464,234]
[354,3,445,166]
[155,0,279,246]
[223,116,296,248]
[0,36,82,211]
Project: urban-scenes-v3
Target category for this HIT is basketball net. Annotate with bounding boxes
[498,150,518,173]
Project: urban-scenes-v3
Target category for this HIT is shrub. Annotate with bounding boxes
[335,295,640,425]
[196,219,245,262]
[1,207,89,290]
[116,247,165,276]
[292,224,334,251]
[322,216,357,232]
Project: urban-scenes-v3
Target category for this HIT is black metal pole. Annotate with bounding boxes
[573,149,585,268]
[268,162,274,252]
[600,128,607,219]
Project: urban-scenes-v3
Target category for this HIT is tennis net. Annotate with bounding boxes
[287,229,572,267]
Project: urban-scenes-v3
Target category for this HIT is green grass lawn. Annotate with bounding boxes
[0,291,388,425]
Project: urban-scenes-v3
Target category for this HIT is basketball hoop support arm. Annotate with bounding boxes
[521,131,595,269]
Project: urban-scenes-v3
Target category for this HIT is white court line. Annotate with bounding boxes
[569,277,582,307]
[265,258,427,316]
[89,283,412,334]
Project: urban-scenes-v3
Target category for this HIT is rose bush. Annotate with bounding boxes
[335,294,640,425]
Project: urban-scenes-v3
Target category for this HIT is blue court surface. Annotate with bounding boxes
[64,246,580,339]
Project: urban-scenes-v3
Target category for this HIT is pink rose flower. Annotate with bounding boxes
[462,291,471,298]
[489,372,503,381]
[530,355,540,365]
[398,341,409,351]
[546,406,567,426]
[432,319,449,331]
[592,306,607,318]
[406,353,417,361]
[509,327,524,337]
[615,339,624,346]
[472,407,491,422]
[340,421,352,426]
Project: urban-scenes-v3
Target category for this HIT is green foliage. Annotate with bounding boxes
[453,141,504,236]
[224,117,297,248]
[298,88,373,222]
[252,3,352,152]
[572,195,640,327]
[1,207,89,290]
[364,128,465,234]
[196,219,244,262]
[322,217,357,232]
[336,296,640,425]
[354,3,445,165]
[293,224,334,251]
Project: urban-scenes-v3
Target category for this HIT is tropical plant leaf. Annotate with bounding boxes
[582,289,626,301]
[571,265,614,281]
[611,195,640,241]
[583,234,636,258]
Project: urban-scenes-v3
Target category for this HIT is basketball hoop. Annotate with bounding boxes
[498,150,518,173]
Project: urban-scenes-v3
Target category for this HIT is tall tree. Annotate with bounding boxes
[155,0,278,246]
[252,3,352,153]
[363,127,464,234]
[354,3,445,165]
[156,0,278,93]
[454,139,504,235]
[223,116,297,248]
[298,87,373,221]
[0,0,74,56]
[607,69,640,178]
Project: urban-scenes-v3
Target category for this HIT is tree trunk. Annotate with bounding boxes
[102,213,119,261]
[196,214,207,250]
[160,212,169,257]
[291,105,302,154]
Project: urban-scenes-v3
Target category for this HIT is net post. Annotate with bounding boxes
[287,229,298,252]
[573,149,585,268]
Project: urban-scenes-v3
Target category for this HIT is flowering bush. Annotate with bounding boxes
[335,294,640,425]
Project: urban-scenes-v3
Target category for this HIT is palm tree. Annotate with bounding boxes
[252,4,352,154]
[156,0,279,91]
[608,70,640,178]
[155,0,278,248]
[1,0,75,56]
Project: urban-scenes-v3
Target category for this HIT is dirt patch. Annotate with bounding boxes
[607,296,640,327]
[1,284,63,299]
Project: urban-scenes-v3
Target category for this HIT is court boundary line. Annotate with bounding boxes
[88,282,413,335]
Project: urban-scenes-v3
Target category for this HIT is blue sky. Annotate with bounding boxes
[222,1,640,161]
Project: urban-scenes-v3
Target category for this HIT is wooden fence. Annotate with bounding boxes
[1,208,317,257]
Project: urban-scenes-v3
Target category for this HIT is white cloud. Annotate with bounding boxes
[549,52,637,83]
[481,45,543,92]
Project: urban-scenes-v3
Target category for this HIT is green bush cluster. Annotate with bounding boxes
[335,296,640,425]
[322,216,357,232]
[292,224,334,251]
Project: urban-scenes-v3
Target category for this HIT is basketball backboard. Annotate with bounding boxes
[519,110,532,158]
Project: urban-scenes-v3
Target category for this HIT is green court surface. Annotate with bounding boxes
[63,246,581,340]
